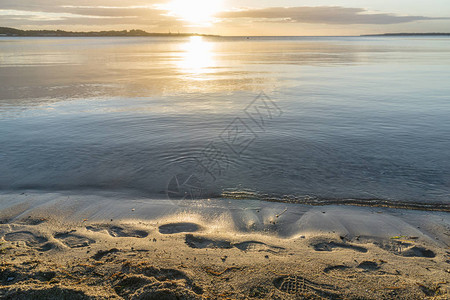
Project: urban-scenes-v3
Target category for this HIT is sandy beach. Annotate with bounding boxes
[0,191,449,299]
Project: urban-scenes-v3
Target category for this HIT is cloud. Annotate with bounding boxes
[0,0,162,11]
[0,0,170,18]
[218,6,447,25]
[0,0,180,29]
[0,1,447,32]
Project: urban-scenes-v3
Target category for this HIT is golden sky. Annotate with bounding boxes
[1,0,449,35]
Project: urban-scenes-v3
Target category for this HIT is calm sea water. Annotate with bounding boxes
[0,36,449,205]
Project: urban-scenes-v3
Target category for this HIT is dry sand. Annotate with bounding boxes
[0,191,449,299]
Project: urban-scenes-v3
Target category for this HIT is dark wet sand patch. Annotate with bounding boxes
[185,234,233,249]
[158,222,201,234]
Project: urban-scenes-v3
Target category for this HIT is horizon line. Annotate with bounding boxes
[1,27,450,38]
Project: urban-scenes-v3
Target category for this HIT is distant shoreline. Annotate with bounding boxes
[0,27,219,38]
[1,27,450,38]
[362,33,450,37]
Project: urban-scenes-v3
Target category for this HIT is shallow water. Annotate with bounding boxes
[0,36,449,205]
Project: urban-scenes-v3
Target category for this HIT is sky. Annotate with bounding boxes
[1,0,449,36]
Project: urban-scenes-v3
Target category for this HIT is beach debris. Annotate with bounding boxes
[390,235,407,240]
[275,208,288,218]
[221,256,227,262]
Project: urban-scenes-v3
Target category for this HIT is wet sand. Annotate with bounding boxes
[0,191,449,299]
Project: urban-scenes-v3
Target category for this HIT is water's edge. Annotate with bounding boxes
[221,191,450,212]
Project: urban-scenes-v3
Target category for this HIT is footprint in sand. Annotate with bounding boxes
[117,265,203,298]
[91,248,120,261]
[273,275,338,298]
[86,224,148,238]
[377,241,435,258]
[323,265,359,280]
[54,231,95,248]
[185,234,233,249]
[324,261,383,279]
[4,231,54,251]
[357,260,381,271]
[184,235,285,253]
[323,265,352,273]
[233,241,285,253]
[311,241,368,253]
[17,217,48,226]
[158,222,201,234]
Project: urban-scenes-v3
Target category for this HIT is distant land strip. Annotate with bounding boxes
[0,27,219,37]
[2,27,449,38]
[362,33,450,36]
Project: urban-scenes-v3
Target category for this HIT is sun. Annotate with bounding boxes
[165,0,224,26]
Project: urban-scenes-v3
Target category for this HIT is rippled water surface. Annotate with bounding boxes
[1,36,449,204]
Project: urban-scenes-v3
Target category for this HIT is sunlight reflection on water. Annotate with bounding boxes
[177,36,216,76]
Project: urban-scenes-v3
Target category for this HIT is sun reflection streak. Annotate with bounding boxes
[177,36,216,76]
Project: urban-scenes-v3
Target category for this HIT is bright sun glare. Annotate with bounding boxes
[177,36,215,75]
[165,0,223,25]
